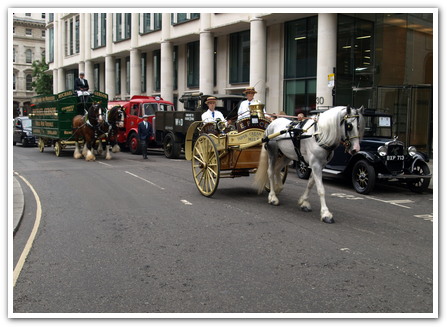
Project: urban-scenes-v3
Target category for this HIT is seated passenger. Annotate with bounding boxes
[201,97,227,123]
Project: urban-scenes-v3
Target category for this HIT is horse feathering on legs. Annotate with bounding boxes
[72,103,105,161]
[95,106,126,160]
[254,106,365,223]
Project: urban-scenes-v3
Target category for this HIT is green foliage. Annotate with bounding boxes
[31,56,53,95]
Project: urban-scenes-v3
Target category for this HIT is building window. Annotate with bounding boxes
[283,16,318,115]
[41,30,45,38]
[25,13,31,17]
[25,49,32,63]
[13,74,16,90]
[94,63,100,91]
[115,59,121,95]
[92,13,106,49]
[141,53,146,93]
[173,46,178,90]
[26,74,33,91]
[126,56,130,95]
[229,30,250,84]
[171,13,199,25]
[336,15,374,106]
[114,13,131,42]
[13,48,16,63]
[26,28,32,36]
[187,41,199,88]
[65,15,80,56]
[48,27,54,62]
[140,13,162,34]
[153,50,161,92]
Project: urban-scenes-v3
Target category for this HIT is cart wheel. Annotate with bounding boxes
[38,138,45,152]
[192,134,220,197]
[54,141,62,157]
[163,132,181,159]
[264,165,288,192]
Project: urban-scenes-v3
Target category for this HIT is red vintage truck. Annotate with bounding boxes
[108,95,175,155]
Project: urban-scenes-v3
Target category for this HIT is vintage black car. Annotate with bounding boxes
[13,116,37,147]
[296,109,432,194]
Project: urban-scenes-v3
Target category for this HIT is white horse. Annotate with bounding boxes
[254,106,365,223]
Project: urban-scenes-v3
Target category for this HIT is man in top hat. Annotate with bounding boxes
[74,72,89,92]
[201,97,227,123]
[138,114,153,159]
[237,87,257,120]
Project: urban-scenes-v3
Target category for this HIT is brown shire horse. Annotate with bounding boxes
[72,103,105,161]
[95,106,126,160]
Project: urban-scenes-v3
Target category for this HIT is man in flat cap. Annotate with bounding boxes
[138,115,153,159]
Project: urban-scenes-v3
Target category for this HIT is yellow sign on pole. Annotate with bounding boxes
[328,73,335,87]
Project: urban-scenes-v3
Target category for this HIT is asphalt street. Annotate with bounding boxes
[12,145,435,315]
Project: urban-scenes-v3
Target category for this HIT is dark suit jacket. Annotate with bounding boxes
[138,120,153,141]
[74,78,89,91]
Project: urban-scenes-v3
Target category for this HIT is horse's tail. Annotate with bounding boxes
[253,145,269,194]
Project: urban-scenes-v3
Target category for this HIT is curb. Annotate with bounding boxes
[13,175,25,234]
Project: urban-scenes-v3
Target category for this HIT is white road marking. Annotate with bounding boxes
[414,214,433,222]
[97,161,112,167]
[181,199,193,205]
[13,172,42,287]
[364,195,413,209]
[124,171,165,190]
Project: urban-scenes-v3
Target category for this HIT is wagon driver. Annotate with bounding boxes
[201,97,227,124]
[237,86,268,121]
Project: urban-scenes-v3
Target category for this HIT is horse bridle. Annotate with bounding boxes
[340,107,361,151]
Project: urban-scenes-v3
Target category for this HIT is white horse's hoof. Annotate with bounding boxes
[300,206,312,212]
[322,217,335,224]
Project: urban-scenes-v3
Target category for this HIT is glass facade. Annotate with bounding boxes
[283,16,318,115]
[334,13,433,155]
[229,30,250,84]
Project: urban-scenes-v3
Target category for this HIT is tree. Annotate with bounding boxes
[31,55,53,95]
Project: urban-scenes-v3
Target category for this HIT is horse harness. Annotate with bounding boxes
[273,108,361,168]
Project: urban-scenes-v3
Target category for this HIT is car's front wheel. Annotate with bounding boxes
[407,161,431,193]
[352,159,376,194]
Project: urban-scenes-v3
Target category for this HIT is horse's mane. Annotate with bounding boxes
[313,106,346,148]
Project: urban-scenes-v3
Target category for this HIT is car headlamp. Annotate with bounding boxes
[408,146,417,156]
[378,145,387,156]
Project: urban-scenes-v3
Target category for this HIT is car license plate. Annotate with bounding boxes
[387,155,404,161]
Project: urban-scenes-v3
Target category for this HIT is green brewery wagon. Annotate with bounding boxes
[30,90,108,156]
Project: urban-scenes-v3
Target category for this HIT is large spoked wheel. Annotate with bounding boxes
[54,140,62,157]
[352,159,376,194]
[192,134,220,197]
[407,160,431,193]
[264,165,288,192]
[38,138,45,152]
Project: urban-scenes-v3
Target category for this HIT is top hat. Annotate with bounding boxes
[142,114,149,118]
[243,87,257,94]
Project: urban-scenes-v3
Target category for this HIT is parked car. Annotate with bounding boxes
[13,116,37,147]
[296,109,432,194]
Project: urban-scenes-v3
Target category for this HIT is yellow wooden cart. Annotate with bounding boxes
[185,103,288,197]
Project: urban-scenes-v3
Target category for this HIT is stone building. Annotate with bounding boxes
[45,12,434,155]
[12,12,46,117]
